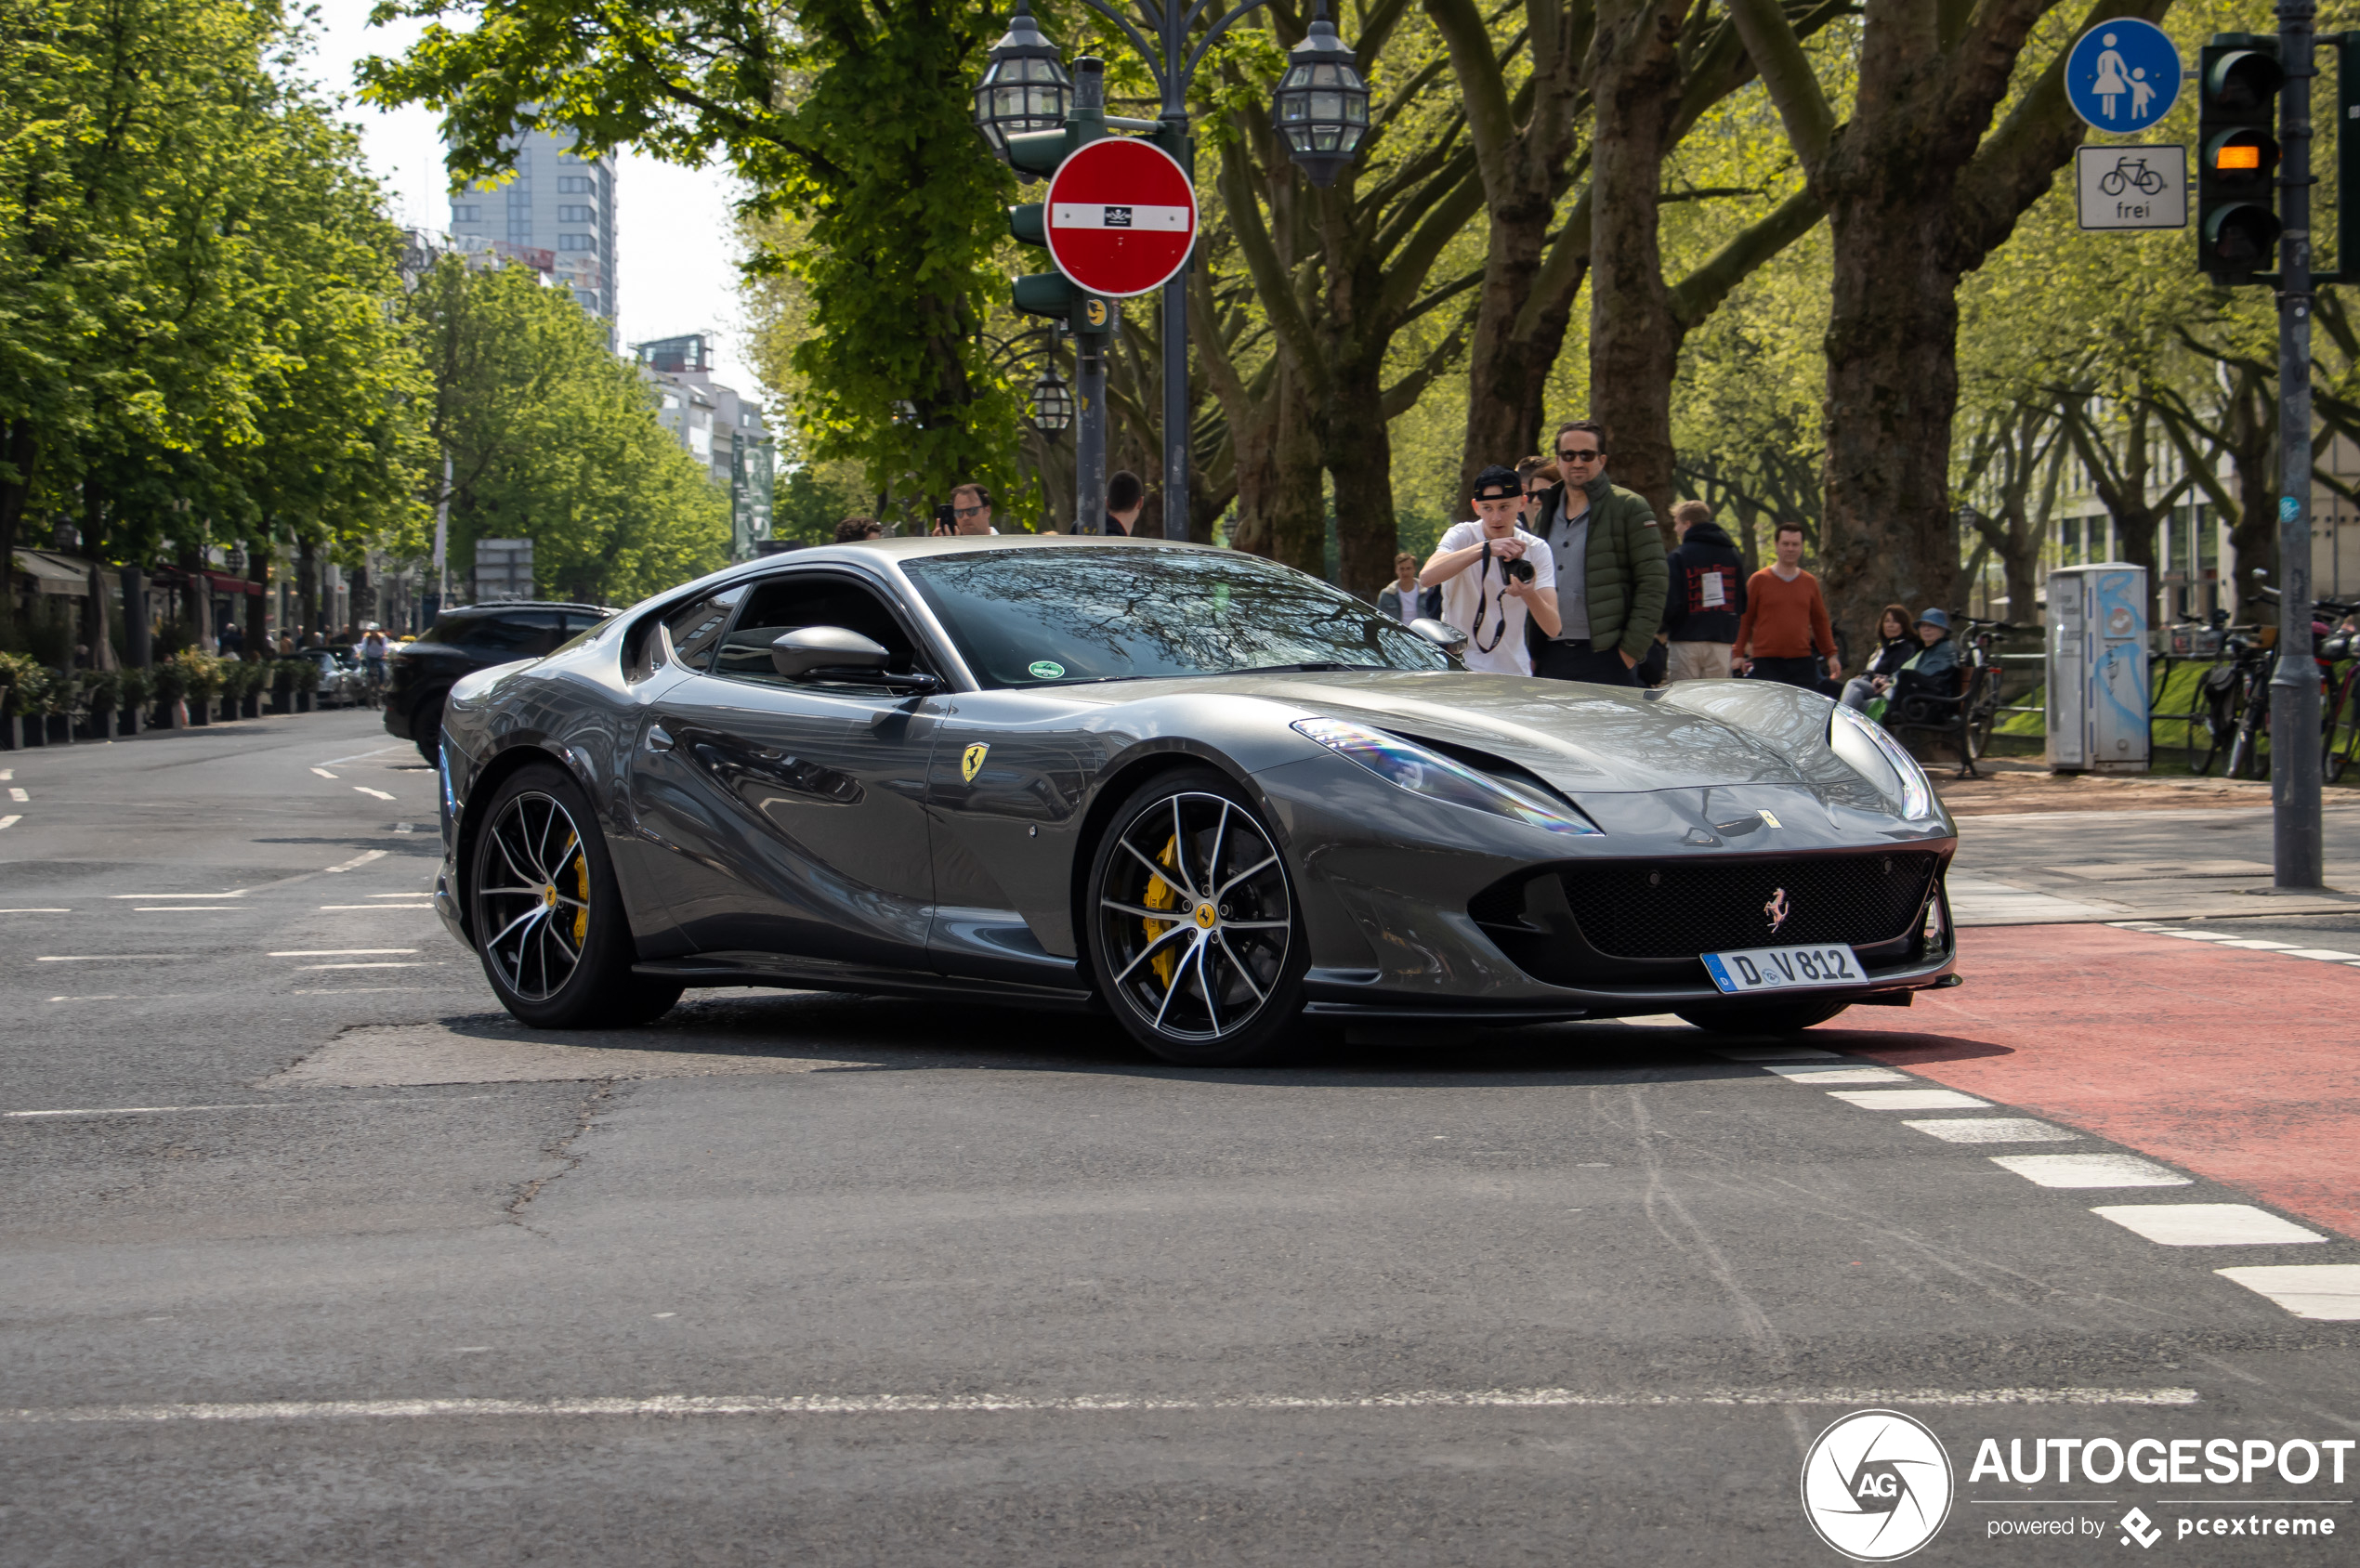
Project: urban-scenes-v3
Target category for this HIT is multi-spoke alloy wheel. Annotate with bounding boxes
[479,790,593,1002]
[466,764,681,1028]
[1088,774,1304,1065]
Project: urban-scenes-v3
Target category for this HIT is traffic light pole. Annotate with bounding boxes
[2274,0,2324,889]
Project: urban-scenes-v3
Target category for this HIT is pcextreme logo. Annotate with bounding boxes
[1803,1409,1957,1561]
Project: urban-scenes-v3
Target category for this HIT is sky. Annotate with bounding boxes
[298,0,769,401]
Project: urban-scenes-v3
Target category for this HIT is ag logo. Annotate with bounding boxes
[1801,1409,1952,1561]
[961,743,990,784]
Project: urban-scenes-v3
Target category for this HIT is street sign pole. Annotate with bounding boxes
[2273,0,2324,888]
[1159,1,1189,542]
[1069,59,1109,535]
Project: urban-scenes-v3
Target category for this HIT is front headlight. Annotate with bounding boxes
[1829,703,1935,819]
[1291,717,1603,835]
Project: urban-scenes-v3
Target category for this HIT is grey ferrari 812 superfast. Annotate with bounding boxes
[429,536,1959,1065]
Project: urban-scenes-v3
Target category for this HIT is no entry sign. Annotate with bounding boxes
[1045,137,1198,299]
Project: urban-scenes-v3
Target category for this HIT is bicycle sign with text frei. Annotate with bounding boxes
[2075,145,2188,230]
[2066,19,2182,133]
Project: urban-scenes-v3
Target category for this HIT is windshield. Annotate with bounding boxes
[901,547,1449,688]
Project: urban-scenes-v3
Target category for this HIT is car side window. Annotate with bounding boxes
[460,611,570,658]
[662,588,745,673]
[712,575,927,686]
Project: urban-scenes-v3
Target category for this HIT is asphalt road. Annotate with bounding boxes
[2,712,2355,1567]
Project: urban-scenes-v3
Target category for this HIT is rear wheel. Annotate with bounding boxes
[1964,666,1999,759]
[1085,769,1305,1066]
[1674,998,1854,1036]
[468,764,681,1028]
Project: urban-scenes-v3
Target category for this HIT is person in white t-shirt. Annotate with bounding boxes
[1418,464,1560,675]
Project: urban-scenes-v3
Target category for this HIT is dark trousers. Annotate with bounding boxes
[1533,639,1638,686]
[1749,654,1828,692]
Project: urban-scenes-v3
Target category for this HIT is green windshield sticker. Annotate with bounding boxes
[1028,660,1066,680]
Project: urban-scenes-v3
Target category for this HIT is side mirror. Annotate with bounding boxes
[1409,617,1464,651]
[769,626,939,693]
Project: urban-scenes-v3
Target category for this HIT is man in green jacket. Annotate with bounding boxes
[1523,420,1669,686]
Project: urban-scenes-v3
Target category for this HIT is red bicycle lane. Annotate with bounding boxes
[1817,923,2360,1240]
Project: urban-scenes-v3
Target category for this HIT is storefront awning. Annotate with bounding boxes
[10,549,97,595]
[203,569,263,597]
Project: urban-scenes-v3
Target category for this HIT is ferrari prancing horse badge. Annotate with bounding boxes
[962,744,990,783]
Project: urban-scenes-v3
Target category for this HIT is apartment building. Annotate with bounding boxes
[446,127,618,342]
[635,333,776,560]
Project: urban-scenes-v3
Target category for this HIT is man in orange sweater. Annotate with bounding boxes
[1733,522,1842,692]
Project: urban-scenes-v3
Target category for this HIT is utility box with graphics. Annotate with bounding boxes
[473,538,533,603]
[2047,563,2149,773]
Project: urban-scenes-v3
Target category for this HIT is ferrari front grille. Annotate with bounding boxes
[1556,852,1941,960]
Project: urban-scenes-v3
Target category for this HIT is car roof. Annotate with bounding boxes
[439,600,611,617]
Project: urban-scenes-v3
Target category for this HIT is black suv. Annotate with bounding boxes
[385,601,612,763]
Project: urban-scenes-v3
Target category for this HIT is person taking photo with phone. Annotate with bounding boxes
[1420,465,1560,675]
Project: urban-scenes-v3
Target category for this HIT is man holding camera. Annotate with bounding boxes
[1419,465,1560,675]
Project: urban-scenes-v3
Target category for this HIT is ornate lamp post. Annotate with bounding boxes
[973,0,1371,538]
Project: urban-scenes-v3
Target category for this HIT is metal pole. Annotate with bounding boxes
[1076,333,1108,534]
[1160,8,1190,541]
[2274,0,2324,887]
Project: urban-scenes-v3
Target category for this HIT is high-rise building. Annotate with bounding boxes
[634,333,776,559]
[446,127,617,341]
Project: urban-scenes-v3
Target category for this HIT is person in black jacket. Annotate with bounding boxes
[1659,501,1747,681]
[1839,604,1917,711]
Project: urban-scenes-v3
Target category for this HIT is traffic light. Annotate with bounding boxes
[1006,91,1111,333]
[2196,34,2284,284]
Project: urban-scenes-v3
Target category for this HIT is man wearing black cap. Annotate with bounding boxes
[1419,465,1560,675]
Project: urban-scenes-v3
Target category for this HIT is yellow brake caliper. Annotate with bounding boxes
[1142,833,1182,988]
[569,834,589,946]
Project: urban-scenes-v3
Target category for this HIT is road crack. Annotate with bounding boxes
[506,1078,615,1226]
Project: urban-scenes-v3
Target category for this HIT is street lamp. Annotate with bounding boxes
[970,0,1372,540]
[1029,368,1073,437]
[972,0,1072,165]
[1270,5,1370,189]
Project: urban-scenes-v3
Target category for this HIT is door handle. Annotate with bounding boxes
[646,723,675,752]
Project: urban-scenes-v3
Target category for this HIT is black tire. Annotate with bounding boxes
[1084,766,1307,1067]
[1674,998,1855,1035]
[467,763,682,1028]
[1964,668,1999,760]
[413,691,445,766]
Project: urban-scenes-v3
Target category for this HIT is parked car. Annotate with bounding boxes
[385,602,612,763]
[304,647,366,708]
[427,538,1960,1065]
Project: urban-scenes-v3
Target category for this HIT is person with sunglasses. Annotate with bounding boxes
[1521,420,1668,686]
[949,483,1000,536]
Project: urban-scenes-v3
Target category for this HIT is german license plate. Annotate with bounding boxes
[1701,944,1865,995]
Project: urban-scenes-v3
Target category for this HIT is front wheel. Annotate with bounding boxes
[1674,997,1855,1035]
[468,764,682,1028]
[1085,769,1306,1066]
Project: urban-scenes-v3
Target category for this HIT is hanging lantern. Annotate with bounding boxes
[1029,370,1073,437]
[1269,3,1370,189]
[973,0,1072,168]
[223,543,246,575]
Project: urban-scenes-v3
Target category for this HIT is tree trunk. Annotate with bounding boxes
[2222,382,2278,605]
[0,422,35,645]
[1816,203,1963,647]
[1326,368,1400,598]
[1460,225,1589,484]
[297,537,320,638]
[1226,363,1327,577]
[1584,0,1688,523]
[123,565,151,667]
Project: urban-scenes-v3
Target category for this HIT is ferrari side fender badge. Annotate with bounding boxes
[1757,809,1781,829]
[962,744,990,783]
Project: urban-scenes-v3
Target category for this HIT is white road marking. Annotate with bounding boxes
[0,768,10,778]
[0,1385,2204,1426]
[1904,1118,2080,1143]
[133,908,242,913]
[2212,938,2299,950]
[110,892,244,899]
[310,768,338,779]
[314,744,406,767]
[318,904,432,911]
[1763,1065,1908,1084]
[6,1096,495,1118]
[298,961,432,971]
[290,987,417,994]
[7,787,25,802]
[2090,1204,2328,1247]
[1988,1154,2192,1189]
[46,996,118,1001]
[323,850,387,874]
[1713,1047,1841,1062]
[1827,1089,1991,1110]
[0,908,72,914]
[269,948,418,958]
[353,786,397,802]
[394,822,414,834]
[2280,947,2360,960]
[2215,1265,2360,1321]
[366,892,428,898]
[35,955,179,962]
[0,816,20,832]
[47,995,191,1002]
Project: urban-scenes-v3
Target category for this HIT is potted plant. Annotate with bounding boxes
[216,659,253,721]
[79,670,122,740]
[0,650,34,751]
[116,667,152,735]
[176,649,224,724]
[290,654,321,712]
[269,658,297,713]
[150,657,190,727]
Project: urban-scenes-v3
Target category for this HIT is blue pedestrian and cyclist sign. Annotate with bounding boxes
[2066,19,2183,134]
